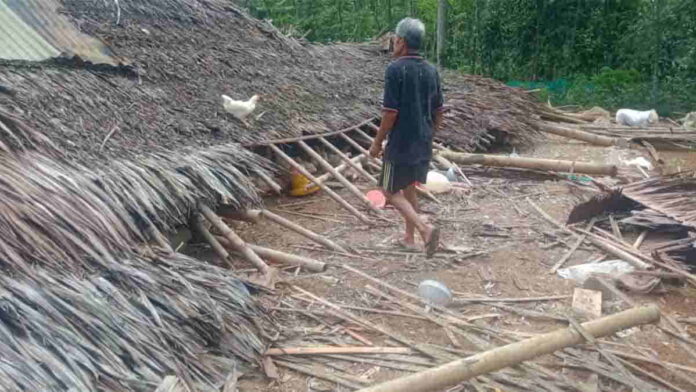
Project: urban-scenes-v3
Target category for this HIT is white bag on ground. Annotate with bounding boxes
[557,260,635,284]
[423,171,452,194]
[615,109,659,127]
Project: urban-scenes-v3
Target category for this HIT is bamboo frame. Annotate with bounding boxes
[243,117,378,147]
[297,140,380,214]
[269,144,371,223]
[317,136,377,185]
[309,153,367,190]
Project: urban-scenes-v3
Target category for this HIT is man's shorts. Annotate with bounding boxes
[379,160,429,194]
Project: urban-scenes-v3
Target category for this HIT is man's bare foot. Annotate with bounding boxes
[396,237,419,251]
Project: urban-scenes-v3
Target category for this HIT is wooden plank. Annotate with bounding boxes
[572,288,602,319]
[266,346,412,356]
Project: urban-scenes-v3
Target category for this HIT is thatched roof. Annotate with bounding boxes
[0,0,385,164]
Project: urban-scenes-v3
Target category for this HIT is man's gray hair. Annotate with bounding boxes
[395,18,425,50]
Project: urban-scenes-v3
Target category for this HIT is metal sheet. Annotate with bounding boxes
[0,0,117,64]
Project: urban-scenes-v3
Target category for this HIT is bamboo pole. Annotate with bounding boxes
[266,346,411,356]
[317,136,377,184]
[269,144,371,223]
[357,305,660,392]
[256,169,283,195]
[339,132,440,203]
[440,150,618,176]
[536,122,624,147]
[310,154,367,190]
[199,204,270,275]
[218,206,262,223]
[216,236,327,272]
[298,140,380,214]
[256,209,348,252]
[243,117,378,147]
[191,214,232,267]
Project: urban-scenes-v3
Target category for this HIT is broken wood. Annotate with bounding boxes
[265,346,411,356]
[255,209,348,253]
[215,236,327,272]
[550,218,596,273]
[536,122,623,147]
[291,285,437,359]
[298,140,380,214]
[572,288,603,319]
[275,360,365,389]
[199,204,270,275]
[441,150,618,176]
[270,144,371,223]
[577,230,651,269]
[356,305,660,392]
[451,295,570,304]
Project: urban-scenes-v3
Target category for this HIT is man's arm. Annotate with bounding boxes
[433,110,443,133]
[370,110,398,158]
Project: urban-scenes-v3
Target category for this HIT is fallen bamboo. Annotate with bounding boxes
[339,133,440,203]
[550,218,596,273]
[255,209,348,253]
[318,136,377,184]
[199,204,270,275]
[265,346,411,356]
[255,168,283,195]
[216,236,327,272]
[191,214,232,267]
[310,153,367,189]
[298,140,380,214]
[269,144,371,223]
[440,150,618,176]
[357,305,661,392]
[218,206,262,223]
[577,230,651,269]
[537,122,624,147]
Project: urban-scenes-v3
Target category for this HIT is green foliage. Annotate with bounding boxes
[244,0,696,115]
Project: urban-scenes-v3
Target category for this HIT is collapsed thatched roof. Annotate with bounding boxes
[438,73,546,151]
[0,0,385,164]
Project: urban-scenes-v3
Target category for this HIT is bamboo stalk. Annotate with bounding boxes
[216,236,326,272]
[269,144,371,223]
[536,121,623,146]
[191,214,232,267]
[298,140,380,214]
[317,136,378,184]
[310,153,367,189]
[256,169,283,195]
[441,150,618,176]
[217,206,262,223]
[255,209,348,253]
[357,306,661,392]
[199,204,270,275]
[266,346,411,356]
[244,117,378,146]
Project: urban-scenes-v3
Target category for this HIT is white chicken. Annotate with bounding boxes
[222,94,259,126]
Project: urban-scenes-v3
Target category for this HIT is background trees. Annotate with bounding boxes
[244,0,696,115]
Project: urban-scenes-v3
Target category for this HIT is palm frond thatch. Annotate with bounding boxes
[622,171,696,230]
[0,252,266,391]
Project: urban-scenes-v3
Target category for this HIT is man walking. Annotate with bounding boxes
[369,17,443,257]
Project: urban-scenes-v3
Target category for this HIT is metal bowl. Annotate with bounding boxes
[418,280,452,306]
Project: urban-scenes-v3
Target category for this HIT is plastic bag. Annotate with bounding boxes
[557,260,635,284]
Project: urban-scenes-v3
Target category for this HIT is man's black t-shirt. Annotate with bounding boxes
[382,55,443,165]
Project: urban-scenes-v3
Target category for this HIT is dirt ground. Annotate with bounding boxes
[185,138,696,392]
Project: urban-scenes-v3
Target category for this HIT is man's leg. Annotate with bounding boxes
[385,190,432,246]
[403,184,419,244]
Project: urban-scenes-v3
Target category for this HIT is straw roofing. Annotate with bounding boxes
[0,0,385,164]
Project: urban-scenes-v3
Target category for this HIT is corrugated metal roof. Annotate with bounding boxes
[0,0,118,65]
